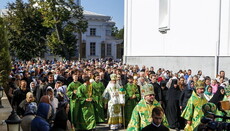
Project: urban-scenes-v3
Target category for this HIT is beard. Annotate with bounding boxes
[198,93,205,99]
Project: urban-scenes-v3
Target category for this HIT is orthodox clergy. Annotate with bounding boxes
[165,79,182,130]
[181,80,207,131]
[92,72,105,123]
[77,76,96,130]
[103,74,123,130]
[124,76,140,126]
[67,73,82,129]
[138,77,148,98]
[127,85,168,131]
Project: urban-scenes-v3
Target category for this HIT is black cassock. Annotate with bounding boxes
[165,79,182,129]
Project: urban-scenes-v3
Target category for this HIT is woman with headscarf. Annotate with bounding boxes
[21,102,37,131]
[31,103,53,131]
[165,79,182,130]
[209,86,230,122]
[46,86,59,114]
[209,86,225,106]
[204,85,213,101]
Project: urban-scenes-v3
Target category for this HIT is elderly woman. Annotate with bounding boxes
[19,92,36,115]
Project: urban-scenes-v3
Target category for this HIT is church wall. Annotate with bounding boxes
[124,0,230,77]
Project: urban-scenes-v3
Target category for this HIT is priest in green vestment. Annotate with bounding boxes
[67,73,82,129]
[124,76,140,127]
[127,85,168,131]
[92,72,105,123]
[77,76,96,130]
[181,80,207,131]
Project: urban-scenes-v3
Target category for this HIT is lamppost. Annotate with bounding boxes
[0,86,4,108]
[5,108,22,131]
[5,94,22,131]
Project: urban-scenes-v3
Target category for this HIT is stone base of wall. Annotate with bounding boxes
[124,56,230,78]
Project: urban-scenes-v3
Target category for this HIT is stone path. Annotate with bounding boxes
[0,92,11,131]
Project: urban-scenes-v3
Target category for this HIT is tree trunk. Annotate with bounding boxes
[51,0,70,60]
[78,32,82,61]
[54,18,70,60]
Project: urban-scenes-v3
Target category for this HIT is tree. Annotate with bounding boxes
[0,17,11,88]
[37,0,88,60]
[5,0,50,60]
[111,26,119,37]
[112,26,124,39]
[115,28,124,39]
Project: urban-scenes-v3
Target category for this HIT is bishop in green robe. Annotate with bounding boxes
[92,73,105,123]
[77,76,96,130]
[67,73,82,129]
[124,76,140,127]
[127,85,168,131]
[181,80,207,131]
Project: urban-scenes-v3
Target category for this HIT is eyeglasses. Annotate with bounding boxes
[149,94,155,96]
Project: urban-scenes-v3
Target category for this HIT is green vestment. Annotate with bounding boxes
[92,81,105,123]
[77,84,96,130]
[67,81,82,129]
[124,83,140,126]
[181,91,207,131]
[127,99,168,131]
[215,96,230,123]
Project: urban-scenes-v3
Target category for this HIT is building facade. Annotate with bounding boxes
[1,5,123,61]
[80,11,123,60]
[45,10,123,61]
[124,0,230,77]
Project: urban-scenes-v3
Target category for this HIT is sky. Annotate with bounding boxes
[0,0,124,29]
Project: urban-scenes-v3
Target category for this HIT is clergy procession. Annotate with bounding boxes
[9,59,230,131]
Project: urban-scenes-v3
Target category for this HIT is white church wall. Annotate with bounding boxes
[124,0,230,77]
[125,0,226,56]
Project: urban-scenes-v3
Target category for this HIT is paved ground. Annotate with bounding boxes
[0,92,11,131]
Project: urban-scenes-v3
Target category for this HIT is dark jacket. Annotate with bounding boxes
[51,109,68,131]
[150,82,162,102]
[179,86,193,110]
[12,88,29,116]
[31,103,51,131]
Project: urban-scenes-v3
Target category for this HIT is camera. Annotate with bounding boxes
[199,112,230,131]
[199,117,230,130]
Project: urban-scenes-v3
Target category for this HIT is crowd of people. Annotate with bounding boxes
[7,59,230,131]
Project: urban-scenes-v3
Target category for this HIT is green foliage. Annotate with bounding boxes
[37,0,88,60]
[0,17,11,86]
[115,28,124,39]
[112,26,124,39]
[5,0,50,60]
[111,26,119,37]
